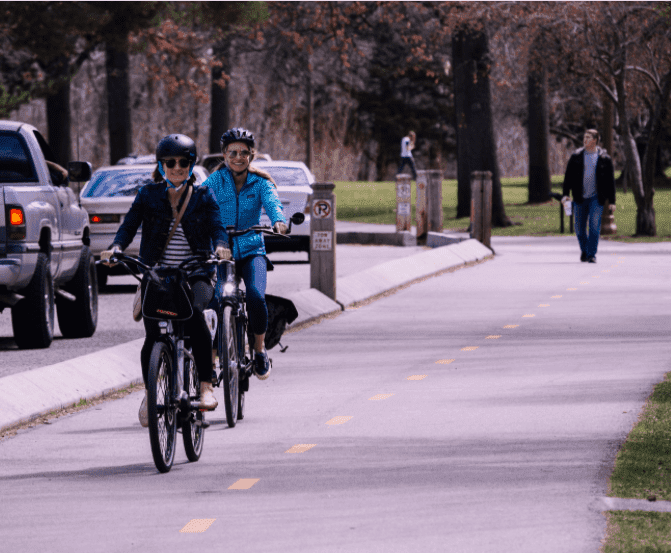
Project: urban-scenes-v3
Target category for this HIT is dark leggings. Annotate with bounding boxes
[140,278,214,386]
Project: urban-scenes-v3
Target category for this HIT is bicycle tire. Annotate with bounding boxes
[220,305,239,427]
[147,341,177,473]
[182,352,204,462]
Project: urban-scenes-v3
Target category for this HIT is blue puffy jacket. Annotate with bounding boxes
[204,166,285,260]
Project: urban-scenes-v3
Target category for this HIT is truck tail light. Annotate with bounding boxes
[89,214,121,224]
[7,206,26,240]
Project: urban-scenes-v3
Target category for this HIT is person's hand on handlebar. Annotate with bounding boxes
[215,246,232,260]
[100,245,121,266]
[273,221,288,235]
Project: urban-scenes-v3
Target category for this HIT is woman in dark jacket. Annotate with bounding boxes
[102,134,229,425]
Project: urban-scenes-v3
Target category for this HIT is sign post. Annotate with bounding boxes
[470,171,492,248]
[310,182,336,300]
[395,174,412,232]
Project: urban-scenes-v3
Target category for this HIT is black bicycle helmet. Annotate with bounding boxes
[220,127,255,151]
[156,134,197,163]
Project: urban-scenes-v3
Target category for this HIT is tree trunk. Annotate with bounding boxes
[527,56,551,203]
[105,39,132,165]
[209,40,230,154]
[616,71,654,235]
[46,81,71,165]
[306,67,314,171]
[642,72,671,199]
[451,27,511,226]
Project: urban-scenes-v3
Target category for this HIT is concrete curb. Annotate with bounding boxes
[0,238,492,433]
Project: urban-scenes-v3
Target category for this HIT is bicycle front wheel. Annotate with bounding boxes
[219,305,239,427]
[147,341,177,473]
[182,351,204,462]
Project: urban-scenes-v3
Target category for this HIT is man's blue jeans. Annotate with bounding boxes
[573,196,603,258]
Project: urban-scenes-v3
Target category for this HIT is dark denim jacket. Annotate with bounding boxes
[110,181,227,269]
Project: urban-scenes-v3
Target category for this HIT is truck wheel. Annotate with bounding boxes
[11,253,55,349]
[57,246,99,338]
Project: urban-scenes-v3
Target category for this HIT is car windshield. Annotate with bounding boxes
[82,168,154,198]
[261,167,310,187]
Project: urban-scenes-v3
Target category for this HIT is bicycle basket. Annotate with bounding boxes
[142,266,193,321]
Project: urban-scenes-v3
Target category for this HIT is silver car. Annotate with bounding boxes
[250,160,313,256]
[79,164,209,286]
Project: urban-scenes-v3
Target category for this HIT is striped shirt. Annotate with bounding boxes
[160,221,192,267]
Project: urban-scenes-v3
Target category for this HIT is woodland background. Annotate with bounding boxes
[1,2,670,234]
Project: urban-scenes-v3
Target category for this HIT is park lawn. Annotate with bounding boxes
[335,173,671,243]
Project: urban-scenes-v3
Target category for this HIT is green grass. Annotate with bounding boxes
[602,372,671,552]
[335,173,671,242]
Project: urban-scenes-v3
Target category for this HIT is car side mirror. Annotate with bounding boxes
[290,212,305,225]
[67,161,92,182]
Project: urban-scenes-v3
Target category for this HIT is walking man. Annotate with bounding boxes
[398,130,417,180]
[562,129,616,263]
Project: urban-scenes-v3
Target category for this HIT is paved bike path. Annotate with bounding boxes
[0,230,490,433]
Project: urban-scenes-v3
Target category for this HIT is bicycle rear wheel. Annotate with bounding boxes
[219,305,239,427]
[147,341,177,473]
[182,352,204,462]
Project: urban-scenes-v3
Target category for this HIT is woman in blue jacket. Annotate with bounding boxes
[204,127,286,380]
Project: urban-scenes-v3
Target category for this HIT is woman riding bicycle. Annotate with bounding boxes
[101,134,229,424]
[203,127,287,380]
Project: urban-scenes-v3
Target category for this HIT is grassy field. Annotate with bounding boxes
[335,171,671,243]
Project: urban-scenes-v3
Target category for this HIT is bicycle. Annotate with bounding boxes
[214,213,303,427]
[98,252,222,473]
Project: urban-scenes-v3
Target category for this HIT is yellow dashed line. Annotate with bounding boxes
[551,295,562,299]
[538,304,549,307]
[369,393,394,401]
[407,375,427,380]
[326,416,353,425]
[228,479,259,490]
[286,444,316,453]
[461,346,478,351]
[567,288,577,291]
[580,281,589,284]
[523,314,535,318]
[503,324,519,329]
[602,270,610,273]
[486,335,501,339]
[436,359,455,364]
[180,519,216,533]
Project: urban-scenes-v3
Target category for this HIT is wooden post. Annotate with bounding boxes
[310,182,336,300]
[470,171,492,248]
[395,174,412,232]
[601,95,617,235]
[416,170,428,240]
[427,170,443,233]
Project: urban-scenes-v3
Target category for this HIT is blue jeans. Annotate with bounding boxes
[214,255,268,336]
[398,157,417,180]
[573,196,603,258]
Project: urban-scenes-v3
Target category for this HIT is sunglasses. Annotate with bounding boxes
[162,158,190,169]
[227,150,251,159]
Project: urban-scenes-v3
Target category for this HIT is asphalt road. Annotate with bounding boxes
[1,236,670,552]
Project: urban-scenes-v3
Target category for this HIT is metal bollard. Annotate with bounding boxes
[310,182,336,301]
[395,174,412,232]
[470,171,492,248]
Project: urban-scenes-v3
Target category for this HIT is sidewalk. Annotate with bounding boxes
[0,222,488,433]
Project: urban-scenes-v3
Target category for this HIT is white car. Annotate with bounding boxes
[250,160,313,256]
[79,164,209,286]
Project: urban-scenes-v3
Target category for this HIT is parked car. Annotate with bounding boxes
[250,160,313,256]
[0,120,97,348]
[80,163,209,287]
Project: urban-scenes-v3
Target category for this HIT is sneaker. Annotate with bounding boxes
[588,256,596,263]
[138,390,148,428]
[199,382,218,411]
[254,349,271,380]
[580,252,588,262]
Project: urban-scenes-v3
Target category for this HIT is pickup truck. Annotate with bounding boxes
[0,120,98,349]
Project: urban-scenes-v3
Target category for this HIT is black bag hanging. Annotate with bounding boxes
[142,266,194,321]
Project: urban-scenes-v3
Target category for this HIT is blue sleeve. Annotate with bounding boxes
[111,186,144,250]
[260,178,285,225]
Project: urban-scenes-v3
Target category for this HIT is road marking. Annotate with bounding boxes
[538,304,549,307]
[180,519,216,533]
[485,335,501,339]
[523,314,535,318]
[369,393,395,401]
[567,287,577,291]
[436,359,455,364]
[228,479,260,490]
[602,270,610,273]
[326,416,353,425]
[407,375,427,380]
[580,281,589,284]
[461,346,478,351]
[503,324,519,329]
[551,295,562,299]
[286,444,316,453]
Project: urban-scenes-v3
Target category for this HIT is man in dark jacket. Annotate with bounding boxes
[561,129,616,263]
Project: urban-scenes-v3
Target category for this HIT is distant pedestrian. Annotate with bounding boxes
[398,130,417,180]
[561,129,616,263]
